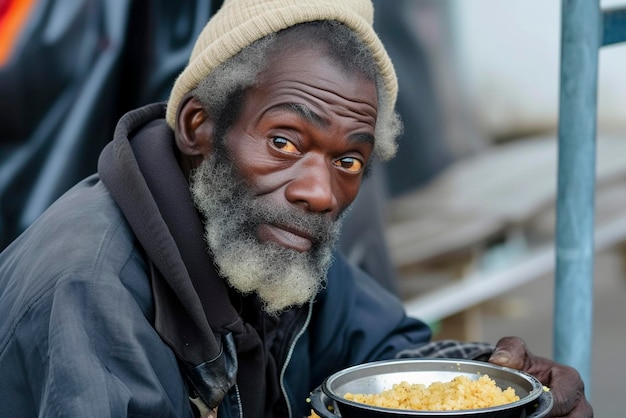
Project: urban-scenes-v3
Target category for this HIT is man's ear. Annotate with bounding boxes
[175,94,214,158]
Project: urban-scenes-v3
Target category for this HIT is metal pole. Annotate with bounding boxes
[554,0,600,393]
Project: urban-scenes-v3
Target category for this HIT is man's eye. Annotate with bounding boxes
[271,137,299,154]
[333,157,363,173]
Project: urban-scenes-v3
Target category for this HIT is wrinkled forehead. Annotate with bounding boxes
[252,44,378,120]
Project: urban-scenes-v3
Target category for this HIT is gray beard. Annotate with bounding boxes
[190,152,342,314]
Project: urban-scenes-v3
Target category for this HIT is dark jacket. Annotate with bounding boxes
[0,104,434,417]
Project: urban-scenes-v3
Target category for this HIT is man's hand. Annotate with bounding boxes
[488,336,593,417]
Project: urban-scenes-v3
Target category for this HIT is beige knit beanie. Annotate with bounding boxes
[166,0,398,158]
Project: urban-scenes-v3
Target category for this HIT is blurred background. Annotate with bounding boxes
[1,0,625,415]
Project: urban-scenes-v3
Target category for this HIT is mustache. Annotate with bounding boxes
[246,197,341,246]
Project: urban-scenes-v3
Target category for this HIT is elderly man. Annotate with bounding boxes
[0,0,591,417]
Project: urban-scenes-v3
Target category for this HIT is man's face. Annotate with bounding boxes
[191,46,378,313]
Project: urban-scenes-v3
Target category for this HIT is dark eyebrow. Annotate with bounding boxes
[349,131,375,146]
[269,102,375,145]
[271,103,328,128]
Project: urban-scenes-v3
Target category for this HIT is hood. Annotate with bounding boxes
[97,103,257,409]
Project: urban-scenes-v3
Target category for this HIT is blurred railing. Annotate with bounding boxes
[555,0,626,393]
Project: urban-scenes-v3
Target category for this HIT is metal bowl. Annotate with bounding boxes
[310,359,553,418]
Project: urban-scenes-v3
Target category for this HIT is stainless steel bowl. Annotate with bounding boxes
[310,359,553,418]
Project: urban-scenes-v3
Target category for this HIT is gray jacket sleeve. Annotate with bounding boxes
[1,263,194,418]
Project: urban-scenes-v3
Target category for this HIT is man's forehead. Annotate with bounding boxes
[254,44,377,106]
[248,48,378,132]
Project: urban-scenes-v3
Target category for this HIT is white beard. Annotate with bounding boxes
[190,152,342,314]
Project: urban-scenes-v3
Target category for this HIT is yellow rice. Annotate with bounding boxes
[344,374,519,411]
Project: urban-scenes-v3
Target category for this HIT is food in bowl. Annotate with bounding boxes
[311,359,551,418]
[343,374,519,411]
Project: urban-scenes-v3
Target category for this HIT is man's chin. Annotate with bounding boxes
[255,291,315,315]
[257,266,328,314]
[222,252,325,314]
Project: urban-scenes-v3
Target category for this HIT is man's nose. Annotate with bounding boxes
[285,155,338,214]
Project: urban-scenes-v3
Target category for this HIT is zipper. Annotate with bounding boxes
[234,383,243,418]
[279,300,314,418]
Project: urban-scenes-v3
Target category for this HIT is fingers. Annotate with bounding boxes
[487,337,593,417]
[550,393,593,417]
[555,400,594,418]
[547,366,593,417]
[488,336,529,370]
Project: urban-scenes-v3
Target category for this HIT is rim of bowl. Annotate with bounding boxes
[322,358,544,416]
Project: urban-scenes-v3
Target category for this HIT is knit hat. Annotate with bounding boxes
[166,0,398,159]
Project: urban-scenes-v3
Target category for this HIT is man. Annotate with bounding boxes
[0,0,592,417]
